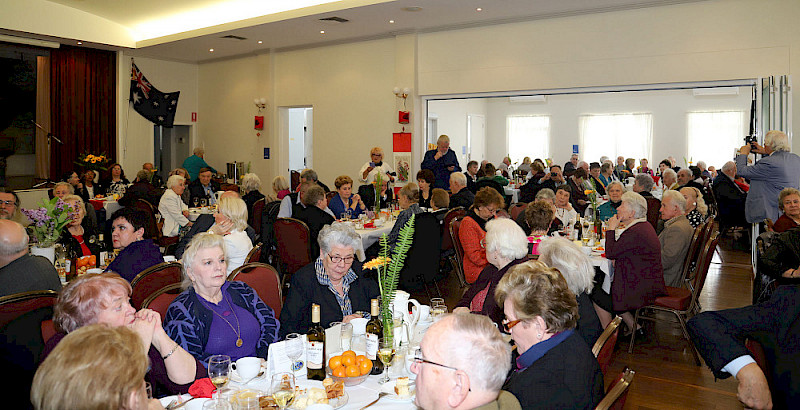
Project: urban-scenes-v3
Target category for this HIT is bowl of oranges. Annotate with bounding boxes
[326,350,372,386]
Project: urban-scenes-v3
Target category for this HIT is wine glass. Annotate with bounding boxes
[208,355,232,398]
[377,338,395,384]
[340,323,353,351]
[200,198,208,207]
[270,372,296,410]
[193,197,200,208]
[285,333,303,378]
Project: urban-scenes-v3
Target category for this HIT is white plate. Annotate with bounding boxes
[380,380,415,402]
[159,395,209,410]
[230,368,267,383]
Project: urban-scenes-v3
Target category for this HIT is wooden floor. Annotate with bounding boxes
[410,237,754,410]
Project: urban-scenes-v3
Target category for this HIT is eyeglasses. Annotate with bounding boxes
[501,319,522,333]
[0,200,15,206]
[327,254,355,264]
[413,350,459,371]
[480,238,486,249]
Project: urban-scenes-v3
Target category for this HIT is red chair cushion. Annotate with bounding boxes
[148,293,179,322]
[653,286,691,311]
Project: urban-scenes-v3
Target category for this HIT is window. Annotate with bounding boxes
[579,113,652,164]
[687,111,745,169]
[507,116,550,165]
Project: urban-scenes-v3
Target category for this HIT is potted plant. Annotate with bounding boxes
[21,198,77,263]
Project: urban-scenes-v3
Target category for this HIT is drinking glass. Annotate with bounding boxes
[201,198,208,207]
[340,323,353,351]
[145,382,153,399]
[431,305,448,321]
[430,298,445,308]
[203,399,232,410]
[340,213,349,221]
[377,338,395,384]
[208,355,232,398]
[284,333,303,378]
[270,373,296,410]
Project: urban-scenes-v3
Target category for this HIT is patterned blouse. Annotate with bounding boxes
[686,209,705,228]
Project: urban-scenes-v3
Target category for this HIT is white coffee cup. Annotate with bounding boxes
[232,357,261,380]
[413,305,431,323]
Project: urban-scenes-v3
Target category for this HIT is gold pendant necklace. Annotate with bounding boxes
[202,294,243,348]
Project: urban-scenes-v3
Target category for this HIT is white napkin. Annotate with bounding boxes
[325,324,342,357]
[266,336,307,380]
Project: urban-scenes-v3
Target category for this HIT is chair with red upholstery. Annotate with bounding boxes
[440,207,466,253]
[228,262,283,317]
[246,243,263,264]
[130,261,184,309]
[644,196,661,230]
[249,198,266,238]
[132,198,179,249]
[592,316,622,377]
[677,221,707,289]
[628,232,720,365]
[448,216,469,288]
[595,367,635,410]
[274,218,312,288]
[41,319,56,343]
[141,283,183,321]
[509,202,527,221]
[0,290,59,329]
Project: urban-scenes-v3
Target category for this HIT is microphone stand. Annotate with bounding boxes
[30,120,63,145]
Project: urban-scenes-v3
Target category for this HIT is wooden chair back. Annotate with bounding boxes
[228,262,283,317]
[440,207,466,251]
[130,261,183,309]
[448,216,469,288]
[509,202,527,221]
[0,290,59,329]
[250,198,266,237]
[246,243,263,264]
[592,316,622,377]
[274,217,312,279]
[132,199,159,240]
[595,367,635,410]
[678,221,706,287]
[141,283,183,321]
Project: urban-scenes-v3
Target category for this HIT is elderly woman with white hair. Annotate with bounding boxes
[496,261,604,409]
[661,168,679,191]
[736,129,800,223]
[454,218,530,328]
[165,232,279,364]
[680,186,708,228]
[240,173,268,214]
[359,146,395,184]
[159,174,192,237]
[597,191,666,334]
[279,223,379,337]
[537,237,603,346]
[208,195,253,274]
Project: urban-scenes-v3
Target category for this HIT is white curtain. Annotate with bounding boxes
[686,111,745,170]
[507,116,550,165]
[578,113,653,163]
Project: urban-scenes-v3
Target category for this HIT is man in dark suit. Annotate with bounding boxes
[296,185,335,258]
[537,164,566,194]
[188,167,221,206]
[421,134,461,190]
[713,161,748,229]
[687,285,800,409]
[464,160,479,193]
[449,172,474,210]
[119,169,163,207]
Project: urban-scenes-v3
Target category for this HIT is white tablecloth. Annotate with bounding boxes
[590,254,614,293]
[504,186,519,204]
[354,220,395,261]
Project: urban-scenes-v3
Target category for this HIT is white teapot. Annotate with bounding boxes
[391,290,421,345]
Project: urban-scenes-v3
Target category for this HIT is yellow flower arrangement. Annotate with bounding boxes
[363,256,391,270]
[75,152,111,171]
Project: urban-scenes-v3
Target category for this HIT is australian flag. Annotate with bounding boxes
[130,62,180,127]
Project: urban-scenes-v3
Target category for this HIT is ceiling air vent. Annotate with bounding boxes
[220,35,248,40]
[319,16,349,23]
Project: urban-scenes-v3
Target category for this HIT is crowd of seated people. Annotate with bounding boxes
[9,135,800,409]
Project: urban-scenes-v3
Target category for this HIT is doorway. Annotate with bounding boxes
[154,125,191,183]
[286,107,313,172]
[467,114,486,163]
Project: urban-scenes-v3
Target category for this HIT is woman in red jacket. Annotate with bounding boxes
[458,187,505,283]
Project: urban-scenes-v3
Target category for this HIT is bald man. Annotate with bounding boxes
[0,220,61,297]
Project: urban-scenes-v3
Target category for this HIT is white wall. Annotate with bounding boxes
[469,87,751,169]
[427,99,488,168]
[118,53,198,175]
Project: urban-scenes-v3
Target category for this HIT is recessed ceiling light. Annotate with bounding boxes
[257,40,263,44]
[77,41,82,45]
[476,7,482,11]
[209,48,214,52]
[402,6,422,12]
[320,30,325,34]
[389,20,395,24]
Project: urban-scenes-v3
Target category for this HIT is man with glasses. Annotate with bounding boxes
[0,188,20,221]
[412,313,521,410]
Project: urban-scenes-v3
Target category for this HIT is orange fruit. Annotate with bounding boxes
[333,366,347,378]
[88,255,97,267]
[345,365,360,377]
[342,350,356,358]
[341,355,356,367]
[355,355,369,364]
[328,355,342,370]
[358,359,372,375]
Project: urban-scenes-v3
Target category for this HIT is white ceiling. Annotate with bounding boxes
[41,0,707,63]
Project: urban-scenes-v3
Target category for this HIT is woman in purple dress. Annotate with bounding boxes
[164,232,280,365]
[595,191,666,336]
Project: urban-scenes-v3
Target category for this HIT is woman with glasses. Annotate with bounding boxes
[165,232,280,364]
[496,260,604,409]
[279,223,379,337]
[459,187,505,284]
[359,147,395,184]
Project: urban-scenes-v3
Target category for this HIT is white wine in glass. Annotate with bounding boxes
[208,355,232,397]
[270,372,296,410]
[378,338,395,384]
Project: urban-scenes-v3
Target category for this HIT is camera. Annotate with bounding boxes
[551,172,558,177]
[745,134,758,150]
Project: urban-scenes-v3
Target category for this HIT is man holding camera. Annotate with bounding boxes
[736,130,800,224]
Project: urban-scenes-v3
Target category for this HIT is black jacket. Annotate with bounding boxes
[503,331,604,410]
[188,179,221,206]
[712,174,747,227]
[450,188,475,210]
[464,172,478,193]
[295,206,335,258]
[119,181,163,207]
[688,285,800,408]
[358,184,393,210]
[278,260,379,338]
